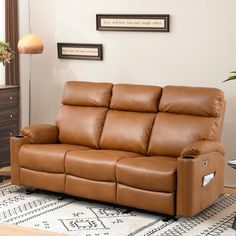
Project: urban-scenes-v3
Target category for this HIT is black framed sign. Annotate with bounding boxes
[57,43,103,60]
[96,14,169,32]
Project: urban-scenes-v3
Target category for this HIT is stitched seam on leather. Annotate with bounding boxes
[146,113,157,156]
[107,84,114,109]
[114,157,127,203]
[97,84,113,149]
[97,108,109,149]
[97,85,113,148]
[114,160,118,203]
[64,148,77,192]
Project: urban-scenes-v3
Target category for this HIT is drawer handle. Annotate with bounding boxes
[9,96,13,100]
[10,114,13,118]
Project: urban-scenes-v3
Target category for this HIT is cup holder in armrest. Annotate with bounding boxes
[182,156,194,159]
[14,135,24,138]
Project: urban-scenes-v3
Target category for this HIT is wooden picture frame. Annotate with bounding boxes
[57,43,103,60]
[96,14,169,32]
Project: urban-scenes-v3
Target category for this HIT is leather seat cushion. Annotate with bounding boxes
[19,144,90,173]
[65,149,142,182]
[116,156,177,192]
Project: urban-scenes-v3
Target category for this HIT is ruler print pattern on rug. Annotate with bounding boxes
[0,183,235,236]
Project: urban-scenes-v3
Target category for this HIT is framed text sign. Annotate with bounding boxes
[96,14,169,32]
[57,43,103,60]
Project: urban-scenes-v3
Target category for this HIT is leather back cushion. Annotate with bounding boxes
[56,82,225,155]
[159,86,224,117]
[110,84,162,112]
[148,112,221,157]
[56,81,113,148]
[100,110,155,154]
[62,81,113,107]
[56,106,108,148]
[149,86,225,157]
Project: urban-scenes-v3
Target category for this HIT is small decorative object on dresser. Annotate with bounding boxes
[0,85,19,168]
[227,159,236,230]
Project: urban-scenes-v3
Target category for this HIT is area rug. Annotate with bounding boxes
[0,183,235,236]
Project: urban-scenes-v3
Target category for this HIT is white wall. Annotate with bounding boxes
[19,0,236,187]
[0,0,5,84]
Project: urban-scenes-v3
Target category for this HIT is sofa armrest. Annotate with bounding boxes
[10,125,59,185]
[181,140,225,157]
[176,140,225,217]
[21,124,59,144]
[10,136,29,185]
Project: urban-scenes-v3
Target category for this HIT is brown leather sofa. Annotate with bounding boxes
[10,81,225,217]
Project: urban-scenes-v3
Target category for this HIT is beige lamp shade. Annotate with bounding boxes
[18,33,44,54]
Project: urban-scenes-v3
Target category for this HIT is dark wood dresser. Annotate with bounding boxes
[0,85,19,167]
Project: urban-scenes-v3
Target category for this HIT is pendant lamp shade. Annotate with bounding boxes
[18,33,44,54]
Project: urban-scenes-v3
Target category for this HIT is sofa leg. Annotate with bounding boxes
[57,196,65,200]
[162,215,178,222]
[25,187,37,195]
[117,205,133,214]
[57,194,68,201]
[121,208,132,214]
[232,214,236,230]
[0,175,11,182]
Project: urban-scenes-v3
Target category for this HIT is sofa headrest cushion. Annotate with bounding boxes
[110,84,162,112]
[159,86,224,117]
[62,81,113,107]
